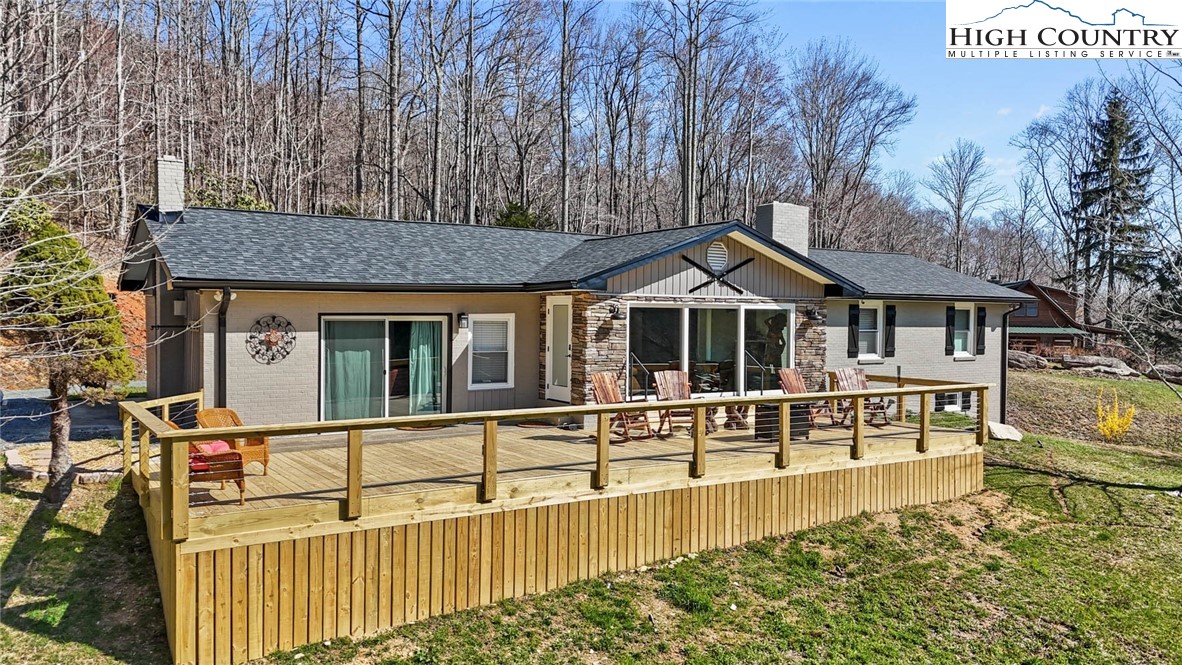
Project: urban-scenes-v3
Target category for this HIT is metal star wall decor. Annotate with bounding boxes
[247,315,296,365]
[681,254,754,294]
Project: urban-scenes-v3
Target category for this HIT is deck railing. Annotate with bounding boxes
[118,379,989,544]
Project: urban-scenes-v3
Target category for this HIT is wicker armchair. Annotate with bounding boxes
[196,408,271,475]
[165,420,246,505]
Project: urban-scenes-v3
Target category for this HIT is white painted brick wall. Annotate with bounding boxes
[826,300,1007,416]
[195,290,542,425]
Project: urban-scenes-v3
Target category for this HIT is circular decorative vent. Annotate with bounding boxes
[706,241,728,271]
[247,315,296,365]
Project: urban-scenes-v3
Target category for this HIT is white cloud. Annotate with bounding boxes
[997,107,1013,116]
[1034,104,1052,119]
[985,156,1021,179]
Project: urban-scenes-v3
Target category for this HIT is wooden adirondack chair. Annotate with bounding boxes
[830,367,891,427]
[196,408,271,474]
[776,368,837,428]
[166,420,247,505]
[590,371,654,442]
[652,370,717,436]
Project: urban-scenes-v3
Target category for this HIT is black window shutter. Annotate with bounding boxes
[884,305,896,357]
[975,306,987,355]
[847,304,860,358]
[945,306,955,356]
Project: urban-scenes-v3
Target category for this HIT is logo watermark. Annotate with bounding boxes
[946,1,1182,59]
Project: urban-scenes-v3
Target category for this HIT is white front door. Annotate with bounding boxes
[545,296,573,402]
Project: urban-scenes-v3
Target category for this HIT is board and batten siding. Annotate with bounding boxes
[166,449,984,665]
[197,291,542,425]
[826,300,1007,416]
[606,235,825,299]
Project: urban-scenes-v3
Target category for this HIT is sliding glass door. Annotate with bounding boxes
[323,320,386,420]
[322,316,447,421]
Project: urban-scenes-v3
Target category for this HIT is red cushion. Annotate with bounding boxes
[197,441,231,454]
[189,441,232,473]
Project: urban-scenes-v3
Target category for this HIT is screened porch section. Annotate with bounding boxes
[627,305,795,399]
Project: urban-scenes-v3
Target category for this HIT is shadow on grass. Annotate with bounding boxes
[0,475,171,663]
[986,456,1182,527]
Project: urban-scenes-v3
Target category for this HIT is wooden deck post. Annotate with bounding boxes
[918,392,931,453]
[162,438,189,541]
[691,406,706,478]
[776,401,790,469]
[121,411,133,476]
[161,403,170,424]
[851,397,865,460]
[139,426,151,487]
[480,420,498,502]
[594,412,610,489]
[346,429,363,519]
[976,387,989,446]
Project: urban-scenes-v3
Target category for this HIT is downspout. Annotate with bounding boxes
[999,302,1022,425]
[216,287,232,408]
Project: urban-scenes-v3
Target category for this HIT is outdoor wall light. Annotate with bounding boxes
[607,303,627,321]
[805,307,823,322]
[458,312,469,329]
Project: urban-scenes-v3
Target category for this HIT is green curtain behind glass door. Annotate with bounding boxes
[324,320,385,420]
[408,320,442,414]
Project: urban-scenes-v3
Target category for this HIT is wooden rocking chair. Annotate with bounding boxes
[830,367,891,427]
[196,408,271,475]
[653,370,716,436]
[165,420,246,505]
[776,368,837,428]
[590,371,654,442]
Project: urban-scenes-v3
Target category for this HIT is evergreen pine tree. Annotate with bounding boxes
[1,196,135,501]
[1070,90,1154,327]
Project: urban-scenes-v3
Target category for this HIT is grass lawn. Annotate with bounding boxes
[3,374,1182,663]
[1008,369,1182,450]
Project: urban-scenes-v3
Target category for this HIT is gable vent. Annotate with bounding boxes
[706,242,728,271]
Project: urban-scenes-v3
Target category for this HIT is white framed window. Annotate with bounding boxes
[857,302,884,360]
[469,314,515,390]
[936,391,973,413]
[953,304,974,357]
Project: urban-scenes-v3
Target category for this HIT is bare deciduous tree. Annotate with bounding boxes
[925,138,1003,274]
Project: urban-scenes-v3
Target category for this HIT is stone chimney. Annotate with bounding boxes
[755,202,809,257]
[156,156,185,213]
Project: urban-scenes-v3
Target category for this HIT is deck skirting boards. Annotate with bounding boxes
[157,449,984,665]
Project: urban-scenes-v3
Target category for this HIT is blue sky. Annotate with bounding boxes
[763,0,1119,206]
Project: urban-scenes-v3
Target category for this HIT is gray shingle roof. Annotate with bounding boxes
[130,207,1031,303]
[147,208,594,288]
[528,222,738,283]
[808,249,1035,302]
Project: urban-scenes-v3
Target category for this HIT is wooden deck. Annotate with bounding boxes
[121,383,989,665]
[151,420,971,518]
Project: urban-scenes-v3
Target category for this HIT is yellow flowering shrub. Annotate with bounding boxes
[1096,388,1135,444]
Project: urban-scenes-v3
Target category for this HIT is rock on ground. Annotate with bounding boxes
[988,421,1024,442]
[1059,355,1140,377]
[1146,364,1182,385]
[1009,350,1048,370]
[1060,355,1133,371]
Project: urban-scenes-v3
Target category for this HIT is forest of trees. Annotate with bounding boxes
[2,0,1181,361]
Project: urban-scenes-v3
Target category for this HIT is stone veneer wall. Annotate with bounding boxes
[571,293,627,405]
[794,300,827,390]
[568,294,828,405]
